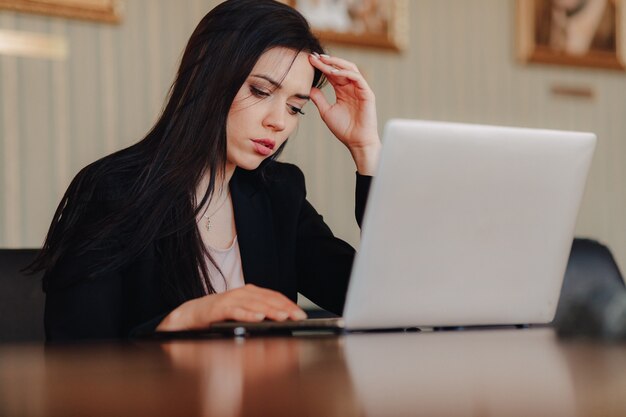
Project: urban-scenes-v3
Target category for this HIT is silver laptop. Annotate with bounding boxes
[158,119,596,337]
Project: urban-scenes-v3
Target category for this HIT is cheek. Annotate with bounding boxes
[277,119,299,145]
[228,96,264,127]
[226,85,254,126]
[225,112,243,153]
[225,101,248,137]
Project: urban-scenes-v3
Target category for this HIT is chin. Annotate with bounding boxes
[235,156,267,171]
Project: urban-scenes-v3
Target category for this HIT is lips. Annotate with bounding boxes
[251,138,276,156]
[251,138,275,150]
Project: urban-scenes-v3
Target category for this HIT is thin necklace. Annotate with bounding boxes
[201,191,230,231]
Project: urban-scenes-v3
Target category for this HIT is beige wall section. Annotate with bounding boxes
[1,0,625,273]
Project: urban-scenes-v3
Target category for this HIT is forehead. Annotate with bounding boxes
[251,47,315,92]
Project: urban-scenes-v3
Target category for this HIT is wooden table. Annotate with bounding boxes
[1,328,625,417]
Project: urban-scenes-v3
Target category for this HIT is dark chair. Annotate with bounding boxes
[554,238,626,339]
[0,249,45,343]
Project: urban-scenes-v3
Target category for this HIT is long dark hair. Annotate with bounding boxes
[30,0,326,304]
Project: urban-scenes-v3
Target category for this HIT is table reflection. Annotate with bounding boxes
[344,328,577,417]
[162,335,361,417]
[1,328,625,417]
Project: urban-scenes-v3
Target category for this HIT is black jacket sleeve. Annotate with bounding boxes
[295,172,372,314]
[45,241,171,342]
[43,180,171,342]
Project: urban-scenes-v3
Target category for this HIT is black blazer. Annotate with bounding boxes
[44,162,371,341]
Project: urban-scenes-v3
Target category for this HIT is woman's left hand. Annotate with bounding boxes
[309,53,381,175]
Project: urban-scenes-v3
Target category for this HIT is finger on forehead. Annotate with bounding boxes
[327,69,370,91]
[319,55,360,72]
[309,56,337,74]
[310,54,354,78]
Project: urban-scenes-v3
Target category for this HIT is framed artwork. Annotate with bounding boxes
[282,0,408,51]
[0,0,122,23]
[517,0,624,70]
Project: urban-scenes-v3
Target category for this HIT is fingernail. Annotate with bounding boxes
[294,310,307,320]
[330,68,339,73]
[320,54,330,58]
[311,52,320,58]
[255,313,265,320]
[276,311,289,320]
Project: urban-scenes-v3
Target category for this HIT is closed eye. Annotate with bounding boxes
[250,85,270,98]
[250,84,305,116]
[288,105,305,116]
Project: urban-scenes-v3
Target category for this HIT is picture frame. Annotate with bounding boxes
[0,0,122,23]
[516,0,624,70]
[282,0,408,51]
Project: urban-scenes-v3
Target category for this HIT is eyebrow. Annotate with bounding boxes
[250,74,310,100]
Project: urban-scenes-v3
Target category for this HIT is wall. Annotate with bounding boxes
[1,0,625,273]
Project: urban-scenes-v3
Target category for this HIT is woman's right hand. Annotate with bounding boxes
[156,284,307,331]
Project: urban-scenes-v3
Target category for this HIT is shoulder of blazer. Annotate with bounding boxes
[233,161,307,197]
[66,156,135,205]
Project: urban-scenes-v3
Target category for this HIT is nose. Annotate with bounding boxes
[262,102,286,132]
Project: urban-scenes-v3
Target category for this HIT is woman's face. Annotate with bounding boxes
[226,47,315,172]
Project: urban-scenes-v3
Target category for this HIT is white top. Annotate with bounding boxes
[202,236,245,294]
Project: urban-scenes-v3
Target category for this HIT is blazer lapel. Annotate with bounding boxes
[230,169,278,290]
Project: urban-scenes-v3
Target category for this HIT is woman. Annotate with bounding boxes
[32,0,380,341]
